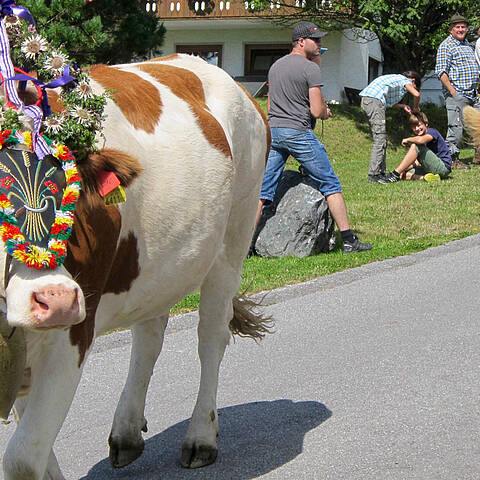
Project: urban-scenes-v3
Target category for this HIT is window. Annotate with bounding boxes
[368,57,380,83]
[245,44,290,76]
[176,45,222,67]
[145,0,157,12]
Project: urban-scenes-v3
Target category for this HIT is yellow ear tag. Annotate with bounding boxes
[104,185,127,206]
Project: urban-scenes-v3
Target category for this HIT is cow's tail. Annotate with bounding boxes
[464,106,480,148]
[229,295,274,341]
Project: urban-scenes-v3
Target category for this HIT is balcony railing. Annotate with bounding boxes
[155,0,304,20]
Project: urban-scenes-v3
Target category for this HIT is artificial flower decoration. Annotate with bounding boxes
[70,106,92,125]
[3,14,20,28]
[75,80,94,99]
[43,114,64,134]
[43,50,69,75]
[2,10,109,160]
[20,34,48,59]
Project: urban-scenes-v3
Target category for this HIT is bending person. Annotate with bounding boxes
[359,72,422,183]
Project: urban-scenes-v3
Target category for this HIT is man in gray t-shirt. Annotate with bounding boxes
[255,21,372,254]
[268,54,322,130]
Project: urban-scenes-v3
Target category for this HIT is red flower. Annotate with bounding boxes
[0,176,15,190]
[44,180,59,194]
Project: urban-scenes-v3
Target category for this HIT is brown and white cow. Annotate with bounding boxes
[1,54,271,480]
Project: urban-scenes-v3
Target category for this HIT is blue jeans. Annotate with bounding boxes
[260,127,342,202]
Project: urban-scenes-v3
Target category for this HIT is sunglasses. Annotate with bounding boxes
[305,38,328,55]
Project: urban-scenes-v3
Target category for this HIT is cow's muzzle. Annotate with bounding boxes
[30,285,81,329]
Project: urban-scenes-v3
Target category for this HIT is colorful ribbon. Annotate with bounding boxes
[7,66,75,117]
[11,6,35,27]
[0,0,14,17]
[0,6,50,159]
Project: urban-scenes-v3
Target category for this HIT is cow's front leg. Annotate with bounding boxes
[181,254,236,468]
[3,331,86,480]
[109,314,169,469]
[11,398,66,480]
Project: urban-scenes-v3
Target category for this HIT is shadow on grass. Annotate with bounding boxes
[82,399,331,480]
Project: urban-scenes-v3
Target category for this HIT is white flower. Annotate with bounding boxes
[21,34,48,59]
[4,15,21,29]
[75,81,94,100]
[44,50,69,75]
[43,115,65,134]
[69,106,92,125]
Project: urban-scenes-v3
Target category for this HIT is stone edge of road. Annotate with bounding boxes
[92,234,480,354]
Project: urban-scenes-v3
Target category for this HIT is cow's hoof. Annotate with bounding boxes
[108,434,145,469]
[181,440,218,468]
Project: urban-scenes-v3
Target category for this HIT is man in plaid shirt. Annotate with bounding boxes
[435,13,480,168]
[360,72,421,183]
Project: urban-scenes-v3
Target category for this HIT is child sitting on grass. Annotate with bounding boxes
[385,112,452,183]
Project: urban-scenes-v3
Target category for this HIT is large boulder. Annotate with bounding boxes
[253,170,335,258]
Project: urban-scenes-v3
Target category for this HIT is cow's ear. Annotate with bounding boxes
[79,149,143,195]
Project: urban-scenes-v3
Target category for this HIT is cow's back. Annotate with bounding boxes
[86,55,268,334]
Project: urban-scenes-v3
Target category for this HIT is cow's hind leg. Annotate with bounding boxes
[181,251,238,468]
[109,314,169,468]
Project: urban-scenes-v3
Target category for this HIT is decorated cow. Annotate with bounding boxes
[0,6,272,479]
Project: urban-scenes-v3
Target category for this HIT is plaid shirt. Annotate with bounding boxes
[435,35,479,100]
[359,74,412,107]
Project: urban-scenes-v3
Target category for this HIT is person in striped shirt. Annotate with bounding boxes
[435,13,480,169]
[359,71,421,183]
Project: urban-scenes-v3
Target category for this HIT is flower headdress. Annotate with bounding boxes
[1,1,109,159]
[0,2,108,269]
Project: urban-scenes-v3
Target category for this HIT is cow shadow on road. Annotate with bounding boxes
[82,398,331,479]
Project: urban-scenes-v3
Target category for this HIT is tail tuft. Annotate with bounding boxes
[229,294,274,342]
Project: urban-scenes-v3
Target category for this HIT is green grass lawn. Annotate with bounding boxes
[174,101,480,313]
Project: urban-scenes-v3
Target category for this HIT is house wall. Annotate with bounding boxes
[420,72,445,106]
[161,22,382,103]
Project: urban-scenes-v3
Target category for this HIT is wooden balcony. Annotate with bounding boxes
[153,0,302,20]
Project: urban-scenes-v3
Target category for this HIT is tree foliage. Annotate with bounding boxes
[252,0,480,75]
[19,0,165,65]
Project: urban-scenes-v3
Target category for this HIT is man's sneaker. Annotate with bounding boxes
[424,173,440,183]
[384,171,401,183]
[368,174,389,184]
[342,235,373,254]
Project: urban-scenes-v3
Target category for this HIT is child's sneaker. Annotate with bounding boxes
[384,171,400,183]
[424,173,440,183]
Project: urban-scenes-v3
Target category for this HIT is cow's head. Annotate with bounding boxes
[0,147,141,332]
[0,148,84,330]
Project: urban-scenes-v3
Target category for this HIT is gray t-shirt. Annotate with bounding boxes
[268,54,323,130]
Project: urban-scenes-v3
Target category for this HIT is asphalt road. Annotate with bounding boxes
[1,235,480,479]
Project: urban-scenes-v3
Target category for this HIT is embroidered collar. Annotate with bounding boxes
[0,130,81,269]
